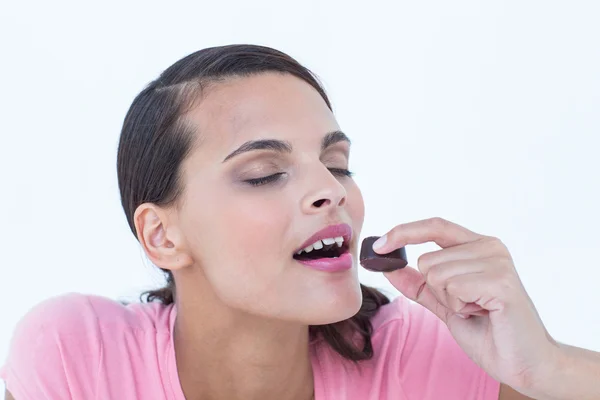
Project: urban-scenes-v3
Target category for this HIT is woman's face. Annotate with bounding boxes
[175,72,364,325]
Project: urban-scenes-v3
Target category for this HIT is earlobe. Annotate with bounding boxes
[133,203,193,271]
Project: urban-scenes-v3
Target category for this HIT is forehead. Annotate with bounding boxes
[185,73,339,154]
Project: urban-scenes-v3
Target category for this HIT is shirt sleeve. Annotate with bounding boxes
[395,297,501,400]
[0,294,100,400]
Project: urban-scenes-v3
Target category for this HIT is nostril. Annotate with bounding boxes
[313,199,329,207]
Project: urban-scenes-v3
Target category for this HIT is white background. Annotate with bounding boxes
[1,0,599,396]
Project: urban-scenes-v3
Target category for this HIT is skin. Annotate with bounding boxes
[133,72,364,400]
[7,74,568,399]
[376,218,558,391]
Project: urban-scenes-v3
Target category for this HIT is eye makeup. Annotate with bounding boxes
[228,141,353,187]
[243,168,353,187]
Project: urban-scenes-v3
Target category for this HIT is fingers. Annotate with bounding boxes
[385,257,516,321]
[383,267,451,323]
[445,270,509,312]
[379,217,520,323]
[374,217,485,254]
[428,256,516,311]
[417,240,507,312]
[425,260,485,313]
[417,236,509,277]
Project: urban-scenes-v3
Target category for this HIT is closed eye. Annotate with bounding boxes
[328,168,354,178]
[244,172,286,186]
[244,168,354,187]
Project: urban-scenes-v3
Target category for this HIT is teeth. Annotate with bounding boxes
[296,236,346,255]
[322,238,336,245]
[334,236,344,247]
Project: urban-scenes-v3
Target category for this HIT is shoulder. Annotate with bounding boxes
[371,293,412,331]
[365,295,429,363]
[311,296,419,370]
[11,292,169,334]
[8,293,103,337]
[368,294,469,364]
[0,293,173,399]
[314,296,499,399]
[311,296,438,397]
[370,294,466,347]
[369,294,424,344]
[5,292,173,355]
[369,295,500,399]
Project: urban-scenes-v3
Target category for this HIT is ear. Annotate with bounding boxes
[133,203,193,271]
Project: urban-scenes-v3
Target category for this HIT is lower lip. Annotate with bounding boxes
[295,252,353,272]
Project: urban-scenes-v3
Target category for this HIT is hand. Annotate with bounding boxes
[375,217,561,392]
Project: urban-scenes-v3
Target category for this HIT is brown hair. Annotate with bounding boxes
[117,44,390,361]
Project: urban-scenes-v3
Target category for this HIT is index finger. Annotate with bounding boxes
[373,217,485,253]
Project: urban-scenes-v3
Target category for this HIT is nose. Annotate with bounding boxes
[301,167,347,214]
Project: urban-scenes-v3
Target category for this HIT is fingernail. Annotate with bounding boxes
[373,235,387,251]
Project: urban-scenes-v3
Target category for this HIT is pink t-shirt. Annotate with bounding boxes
[1,293,500,399]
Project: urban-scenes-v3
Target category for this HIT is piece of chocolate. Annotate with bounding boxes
[359,236,408,272]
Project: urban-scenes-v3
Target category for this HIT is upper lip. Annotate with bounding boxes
[295,223,353,253]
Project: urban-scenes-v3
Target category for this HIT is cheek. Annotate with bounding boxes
[185,188,292,296]
[223,195,291,260]
[347,182,365,232]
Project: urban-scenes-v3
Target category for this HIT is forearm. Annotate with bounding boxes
[558,343,600,363]
[531,342,600,400]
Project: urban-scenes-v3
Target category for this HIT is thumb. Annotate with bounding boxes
[383,266,449,323]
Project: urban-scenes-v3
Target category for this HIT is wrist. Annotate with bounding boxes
[527,342,600,400]
[529,340,566,400]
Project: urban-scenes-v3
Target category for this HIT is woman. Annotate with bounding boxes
[1,44,599,400]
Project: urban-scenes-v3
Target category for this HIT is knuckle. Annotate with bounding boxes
[501,257,515,270]
[484,236,509,254]
[446,279,461,296]
[490,255,514,271]
[389,224,405,239]
[495,269,516,291]
[428,217,447,229]
[425,266,443,287]
[417,253,432,269]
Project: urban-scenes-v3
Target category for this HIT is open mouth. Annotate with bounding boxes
[293,238,350,261]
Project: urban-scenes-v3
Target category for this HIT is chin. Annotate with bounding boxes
[306,283,363,325]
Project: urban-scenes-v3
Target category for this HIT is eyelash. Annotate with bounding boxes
[245,168,354,187]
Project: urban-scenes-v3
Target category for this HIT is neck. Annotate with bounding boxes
[173,290,315,400]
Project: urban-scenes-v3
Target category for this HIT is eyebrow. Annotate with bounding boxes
[222,130,351,162]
